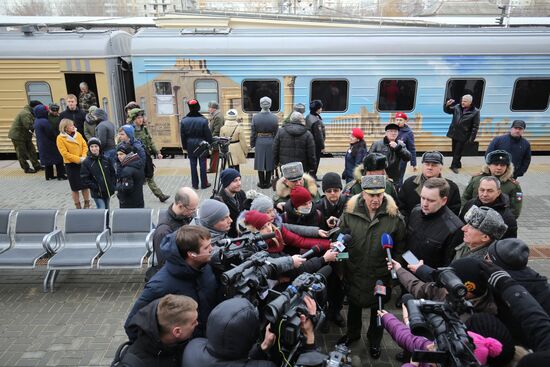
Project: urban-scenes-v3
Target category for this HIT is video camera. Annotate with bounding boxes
[221,250,290,304]
[294,344,353,367]
[212,136,231,154]
[404,267,479,367]
[211,232,275,273]
[265,266,332,352]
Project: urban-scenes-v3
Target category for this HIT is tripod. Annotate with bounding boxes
[211,145,234,197]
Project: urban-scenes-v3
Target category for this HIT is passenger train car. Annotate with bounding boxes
[1,27,550,155]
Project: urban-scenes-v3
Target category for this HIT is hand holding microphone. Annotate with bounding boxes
[381,233,397,279]
[374,280,387,327]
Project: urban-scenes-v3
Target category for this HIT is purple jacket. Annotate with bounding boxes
[398,125,417,167]
[382,313,432,367]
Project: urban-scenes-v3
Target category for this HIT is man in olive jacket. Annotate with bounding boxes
[338,175,405,359]
[9,101,42,173]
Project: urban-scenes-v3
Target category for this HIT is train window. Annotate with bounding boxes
[242,80,280,112]
[511,78,550,111]
[25,82,52,105]
[377,79,417,112]
[310,80,348,112]
[195,79,219,113]
[445,79,485,109]
[154,81,173,115]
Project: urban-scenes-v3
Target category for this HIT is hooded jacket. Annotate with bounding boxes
[33,104,63,166]
[305,112,325,152]
[343,140,367,182]
[93,109,116,152]
[116,152,145,208]
[80,144,115,200]
[369,137,411,182]
[460,194,517,239]
[120,125,147,163]
[272,121,316,172]
[339,193,406,307]
[120,298,184,367]
[124,232,220,341]
[181,298,276,367]
[461,164,522,218]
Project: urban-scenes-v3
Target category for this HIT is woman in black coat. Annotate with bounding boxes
[273,112,316,173]
[33,104,65,180]
[115,143,145,208]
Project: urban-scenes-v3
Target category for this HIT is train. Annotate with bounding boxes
[1,26,549,156]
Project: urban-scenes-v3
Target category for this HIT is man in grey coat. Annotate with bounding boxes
[251,97,279,188]
[92,108,116,161]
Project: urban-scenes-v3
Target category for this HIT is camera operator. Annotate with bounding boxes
[181,296,318,366]
[390,257,497,315]
[338,175,406,359]
[212,168,247,238]
[124,226,221,341]
[118,294,198,367]
[190,199,233,244]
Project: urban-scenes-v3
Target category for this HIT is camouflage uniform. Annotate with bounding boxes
[8,105,41,172]
[78,91,97,112]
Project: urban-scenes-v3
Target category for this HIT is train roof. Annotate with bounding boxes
[0,29,131,59]
[132,27,550,56]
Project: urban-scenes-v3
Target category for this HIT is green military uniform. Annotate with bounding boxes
[130,108,168,201]
[78,91,97,112]
[8,105,40,172]
[339,190,406,341]
[462,164,522,218]
[208,109,224,173]
[48,113,61,135]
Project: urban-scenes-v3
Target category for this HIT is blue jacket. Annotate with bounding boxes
[33,105,63,166]
[486,133,531,178]
[180,113,213,157]
[343,140,367,182]
[398,125,417,167]
[124,232,221,341]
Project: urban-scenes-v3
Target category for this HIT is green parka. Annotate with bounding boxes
[8,105,34,141]
[340,193,406,307]
[461,163,522,218]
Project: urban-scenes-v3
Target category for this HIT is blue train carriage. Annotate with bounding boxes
[131,27,550,154]
[0,28,134,154]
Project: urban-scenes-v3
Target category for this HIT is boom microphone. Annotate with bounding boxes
[374,280,387,327]
[300,245,322,259]
[381,232,397,279]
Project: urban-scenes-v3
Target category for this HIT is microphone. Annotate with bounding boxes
[374,280,387,327]
[300,245,322,259]
[333,233,352,253]
[381,232,397,279]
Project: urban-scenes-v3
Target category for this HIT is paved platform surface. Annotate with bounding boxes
[0,156,549,366]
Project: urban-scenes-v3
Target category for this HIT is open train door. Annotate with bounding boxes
[116,57,136,123]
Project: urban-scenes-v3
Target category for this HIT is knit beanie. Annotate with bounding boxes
[290,186,311,208]
[309,99,323,112]
[250,195,274,213]
[322,172,343,192]
[450,257,487,298]
[351,128,364,140]
[464,205,508,240]
[467,331,503,366]
[220,168,241,188]
[116,142,133,154]
[289,112,305,125]
[260,97,271,109]
[465,313,515,366]
[198,199,230,228]
[244,210,271,231]
[487,238,529,270]
[187,99,201,112]
[87,137,102,151]
[120,124,135,143]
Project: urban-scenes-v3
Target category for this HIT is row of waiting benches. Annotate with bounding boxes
[0,209,159,292]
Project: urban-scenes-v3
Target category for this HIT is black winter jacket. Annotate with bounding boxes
[406,205,464,268]
[445,103,480,142]
[282,199,323,229]
[116,153,145,208]
[124,232,221,341]
[120,299,184,367]
[305,113,325,152]
[180,113,213,158]
[273,122,316,172]
[509,267,550,317]
[181,298,276,367]
[152,205,194,267]
[80,153,116,200]
[369,137,411,182]
[398,174,461,219]
[460,194,517,239]
[60,107,87,139]
[314,195,349,231]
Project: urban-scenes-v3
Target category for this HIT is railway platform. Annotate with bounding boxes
[0,155,549,366]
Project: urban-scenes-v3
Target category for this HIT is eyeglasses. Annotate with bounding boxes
[325,188,341,194]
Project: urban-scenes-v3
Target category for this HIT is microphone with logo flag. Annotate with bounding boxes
[381,233,397,279]
[374,280,387,327]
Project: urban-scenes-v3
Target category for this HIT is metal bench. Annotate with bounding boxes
[0,209,14,255]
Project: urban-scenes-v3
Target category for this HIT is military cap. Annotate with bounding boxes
[128,108,145,121]
[363,153,388,172]
[464,205,508,240]
[281,162,304,181]
[361,175,386,194]
[485,150,511,166]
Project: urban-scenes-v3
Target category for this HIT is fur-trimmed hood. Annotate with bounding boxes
[275,173,318,198]
[353,164,365,182]
[345,192,399,217]
[480,163,514,183]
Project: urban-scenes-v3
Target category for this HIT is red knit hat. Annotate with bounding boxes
[244,210,271,231]
[290,186,312,208]
[395,112,408,120]
[351,128,364,140]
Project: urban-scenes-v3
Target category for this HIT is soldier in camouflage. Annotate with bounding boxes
[8,101,42,173]
[129,108,170,203]
[78,82,97,112]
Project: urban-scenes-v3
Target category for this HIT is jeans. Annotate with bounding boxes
[189,155,208,188]
[94,198,110,209]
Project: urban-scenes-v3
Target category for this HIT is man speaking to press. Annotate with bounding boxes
[337,175,406,359]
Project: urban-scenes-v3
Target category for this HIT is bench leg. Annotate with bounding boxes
[43,270,52,293]
[49,270,59,293]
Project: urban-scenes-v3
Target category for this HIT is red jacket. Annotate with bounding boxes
[266,224,330,254]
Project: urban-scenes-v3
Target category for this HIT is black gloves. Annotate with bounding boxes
[480,262,516,293]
